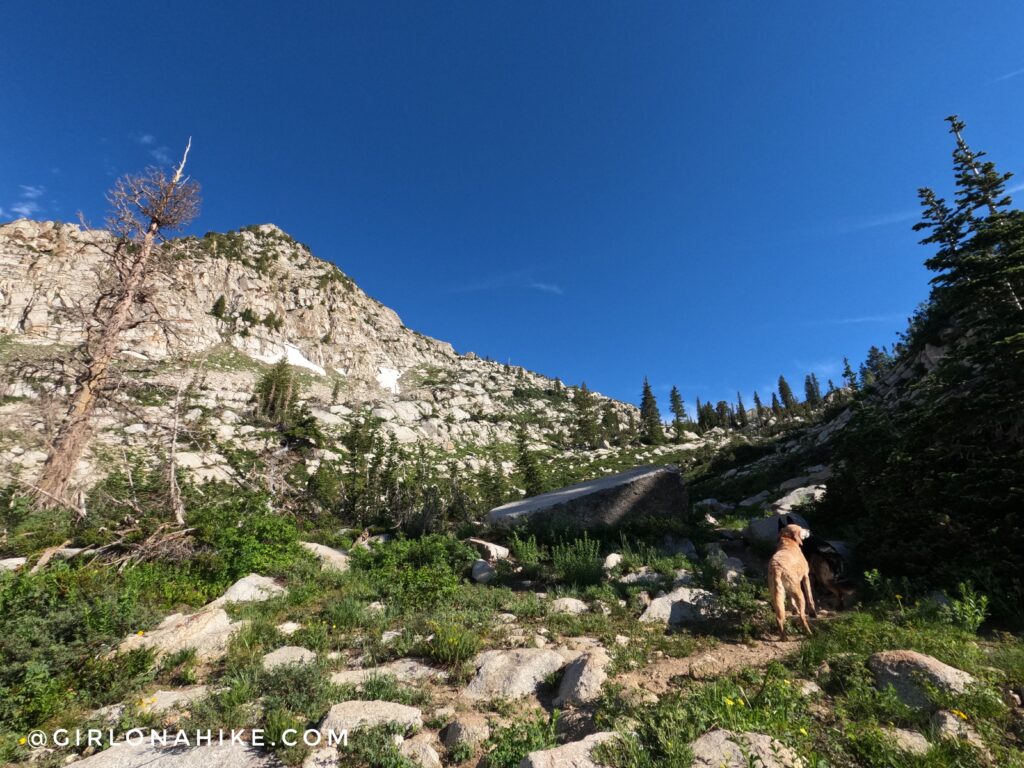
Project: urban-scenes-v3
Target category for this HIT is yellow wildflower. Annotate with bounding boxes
[724,697,734,707]
[19,737,27,745]
[799,727,808,736]
[951,709,968,721]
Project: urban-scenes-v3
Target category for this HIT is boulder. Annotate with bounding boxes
[441,713,491,750]
[138,686,210,714]
[602,552,623,571]
[868,650,976,711]
[320,700,423,734]
[487,465,686,532]
[212,574,286,606]
[463,649,567,700]
[467,537,510,561]
[744,511,809,546]
[399,735,442,768]
[72,742,280,767]
[550,597,589,615]
[519,732,615,768]
[301,542,350,572]
[771,485,826,513]
[0,556,27,572]
[116,607,241,663]
[330,659,445,686]
[302,747,338,768]
[930,709,989,755]
[690,729,803,768]
[553,648,611,707]
[471,559,497,583]
[262,646,317,670]
[738,490,770,507]
[639,586,717,626]
[884,727,930,756]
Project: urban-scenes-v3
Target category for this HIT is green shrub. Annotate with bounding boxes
[485,710,559,768]
[351,535,475,609]
[940,582,989,634]
[425,621,482,667]
[552,534,602,587]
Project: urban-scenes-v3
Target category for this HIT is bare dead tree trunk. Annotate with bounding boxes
[34,141,199,510]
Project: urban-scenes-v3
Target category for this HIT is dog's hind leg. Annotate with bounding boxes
[792,585,813,635]
[801,574,817,619]
[770,573,788,639]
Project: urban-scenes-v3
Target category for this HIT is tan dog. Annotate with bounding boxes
[767,523,815,638]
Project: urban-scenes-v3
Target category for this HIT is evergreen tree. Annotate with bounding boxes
[715,400,731,428]
[804,373,822,407]
[211,294,227,318]
[771,392,783,418]
[639,377,665,444]
[572,382,601,449]
[600,403,620,445]
[777,375,798,412]
[735,392,748,428]
[842,357,858,390]
[669,386,687,440]
[514,426,545,497]
[752,391,766,428]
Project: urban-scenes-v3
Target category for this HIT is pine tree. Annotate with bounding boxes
[669,386,687,440]
[752,391,766,428]
[771,392,782,418]
[778,375,798,412]
[804,373,822,407]
[600,403,620,445]
[842,357,858,390]
[572,382,601,449]
[735,392,748,428]
[639,377,665,444]
[515,426,545,497]
[715,400,732,428]
[211,294,227,318]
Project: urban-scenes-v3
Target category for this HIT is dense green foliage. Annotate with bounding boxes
[827,118,1024,624]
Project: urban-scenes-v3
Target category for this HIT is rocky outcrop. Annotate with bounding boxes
[72,742,281,767]
[300,542,350,572]
[319,700,423,734]
[487,465,687,531]
[463,648,567,700]
[690,729,803,768]
[639,586,717,626]
[518,732,615,768]
[553,648,610,707]
[261,646,317,670]
[868,650,976,711]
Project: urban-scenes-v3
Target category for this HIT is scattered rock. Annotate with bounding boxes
[690,729,804,768]
[602,552,623,571]
[300,542,351,572]
[519,732,615,768]
[0,557,27,572]
[771,486,826,514]
[302,747,338,768]
[399,735,442,768]
[441,714,491,750]
[277,621,302,636]
[931,709,989,755]
[868,650,976,711]
[554,648,611,707]
[320,700,423,734]
[487,465,687,532]
[330,659,445,686]
[138,686,210,714]
[467,537,510,561]
[550,597,589,615]
[212,574,286,606]
[744,511,810,546]
[262,646,317,670]
[739,490,770,507]
[463,649,566,700]
[116,607,242,663]
[884,727,930,756]
[638,586,717,626]
[471,559,497,583]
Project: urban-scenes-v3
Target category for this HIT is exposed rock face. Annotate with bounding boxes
[518,732,615,768]
[884,727,930,755]
[441,714,491,750]
[72,742,281,768]
[300,542,350,572]
[553,648,611,707]
[261,646,317,670]
[550,597,589,615]
[0,219,639,487]
[868,650,976,711]
[116,607,242,663]
[211,574,286,606]
[319,700,423,734]
[638,586,717,626]
[487,465,687,531]
[463,648,567,700]
[690,729,803,768]
[330,659,444,686]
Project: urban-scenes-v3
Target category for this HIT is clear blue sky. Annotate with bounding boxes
[3,2,1023,413]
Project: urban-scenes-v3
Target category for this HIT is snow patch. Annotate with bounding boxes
[377,366,401,394]
[247,342,326,376]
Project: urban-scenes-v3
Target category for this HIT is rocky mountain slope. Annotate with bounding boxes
[0,219,638,487]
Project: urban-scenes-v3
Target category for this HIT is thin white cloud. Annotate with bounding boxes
[19,185,44,199]
[994,67,1024,83]
[818,313,909,326]
[11,200,41,217]
[528,281,565,295]
[841,209,918,233]
[150,146,172,164]
[1,184,45,220]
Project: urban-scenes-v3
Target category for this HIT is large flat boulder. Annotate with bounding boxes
[116,607,243,663]
[519,732,615,768]
[690,729,803,768]
[72,742,281,767]
[320,700,423,734]
[868,650,976,711]
[301,542,351,572]
[487,465,686,531]
[639,586,717,626]
[553,648,610,707]
[463,648,567,700]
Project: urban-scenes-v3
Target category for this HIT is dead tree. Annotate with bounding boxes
[34,141,200,509]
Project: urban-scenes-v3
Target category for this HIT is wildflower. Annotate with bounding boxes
[799,727,808,736]
[724,697,734,707]
[136,630,145,636]
[894,594,903,600]
[951,709,968,721]
[736,699,745,707]
[19,737,27,745]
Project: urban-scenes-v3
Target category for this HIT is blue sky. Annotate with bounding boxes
[3,2,1024,414]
